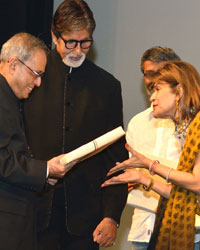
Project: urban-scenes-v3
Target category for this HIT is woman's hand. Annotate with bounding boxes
[106,144,151,176]
[101,169,142,187]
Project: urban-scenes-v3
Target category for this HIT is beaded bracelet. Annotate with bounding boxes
[149,160,160,175]
[166,168,173,183]
[143,178,154,191]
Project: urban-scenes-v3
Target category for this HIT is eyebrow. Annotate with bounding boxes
[143,70,156,76]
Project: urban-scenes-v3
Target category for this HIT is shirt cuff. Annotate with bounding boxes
[46,163,49,178]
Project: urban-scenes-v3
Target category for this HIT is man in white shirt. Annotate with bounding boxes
[127,46,184,250]
[127,107,181,248]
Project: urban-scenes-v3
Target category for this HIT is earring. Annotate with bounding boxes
[175,99,180,122]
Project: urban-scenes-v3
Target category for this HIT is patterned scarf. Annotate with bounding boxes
[148,111,200,250]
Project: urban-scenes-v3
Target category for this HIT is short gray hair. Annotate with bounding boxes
[0,32,48,62]
[140,46,181,73]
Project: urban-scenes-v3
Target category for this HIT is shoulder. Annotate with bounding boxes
[81,59,121,87]
[0,75,17,110]
[128,107,153,126]
[46,49,68,72]
[194,111,200,123]
[188,111,200,131]
[126,108,153,142]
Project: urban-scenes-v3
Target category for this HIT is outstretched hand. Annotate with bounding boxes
[101,169,142,188]
[106,144,150,176]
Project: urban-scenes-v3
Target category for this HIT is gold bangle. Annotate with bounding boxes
[143,178,154,191]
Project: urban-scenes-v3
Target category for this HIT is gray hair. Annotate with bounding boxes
[140,46,181,73]
[0,32,48,62]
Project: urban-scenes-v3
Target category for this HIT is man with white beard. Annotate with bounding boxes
[23,1,128,250]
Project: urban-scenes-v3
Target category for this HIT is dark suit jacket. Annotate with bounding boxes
[24,49,128,235]
[0,74,47,250]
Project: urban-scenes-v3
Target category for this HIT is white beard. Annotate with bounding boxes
[62,52,86,68]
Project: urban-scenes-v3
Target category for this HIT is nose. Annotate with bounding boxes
[73,43,82,56]
[149,91,156,103]
[34,77,42,87]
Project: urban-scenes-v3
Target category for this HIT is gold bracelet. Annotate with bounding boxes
[143,178,154,191]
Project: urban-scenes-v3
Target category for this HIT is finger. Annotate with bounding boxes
[66,159,78,167]
[111,241,116,246]
[48,181,56,186]
[101,178,126,187]
[93,229,102,242]
[96,235,110,247]
[128,183,139,192]
[56,154,66,162]
[47,180,56,185]
[125,143,136,155]
[47,178,58,186]
[107,165,125,176]
[98,237,115,248]
[65,159,79,173]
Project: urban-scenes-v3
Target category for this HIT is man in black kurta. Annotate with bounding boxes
[24,1,128,249]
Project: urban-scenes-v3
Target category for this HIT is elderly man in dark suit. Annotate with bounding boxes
[0,32,76,250]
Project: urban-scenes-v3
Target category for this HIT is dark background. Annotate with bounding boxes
[0,0,54,49]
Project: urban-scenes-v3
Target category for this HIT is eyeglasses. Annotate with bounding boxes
[17,58,45,79]
[145,82,155,96]
[143,70,157,78]
[143,70,157,95]
[59,34,93,50]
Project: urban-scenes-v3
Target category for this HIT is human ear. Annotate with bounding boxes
[51,30,58,46]
[178,85,183,99]
[8,57,18,73]
[176,84,183,101]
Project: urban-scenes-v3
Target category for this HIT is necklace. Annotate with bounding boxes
[174,119,190,148]
[175,119,190,138]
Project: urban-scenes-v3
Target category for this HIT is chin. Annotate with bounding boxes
[154,114,161,118]
[153,111,164,118]
[23,94,29,99]
[154,112,172,120]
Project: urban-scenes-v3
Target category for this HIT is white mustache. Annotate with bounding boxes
[62,52,86,68]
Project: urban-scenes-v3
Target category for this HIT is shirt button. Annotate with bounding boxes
[66,102,73,107]
[65,126,70,131]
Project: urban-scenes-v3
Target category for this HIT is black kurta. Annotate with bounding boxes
[24,48,128,235]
